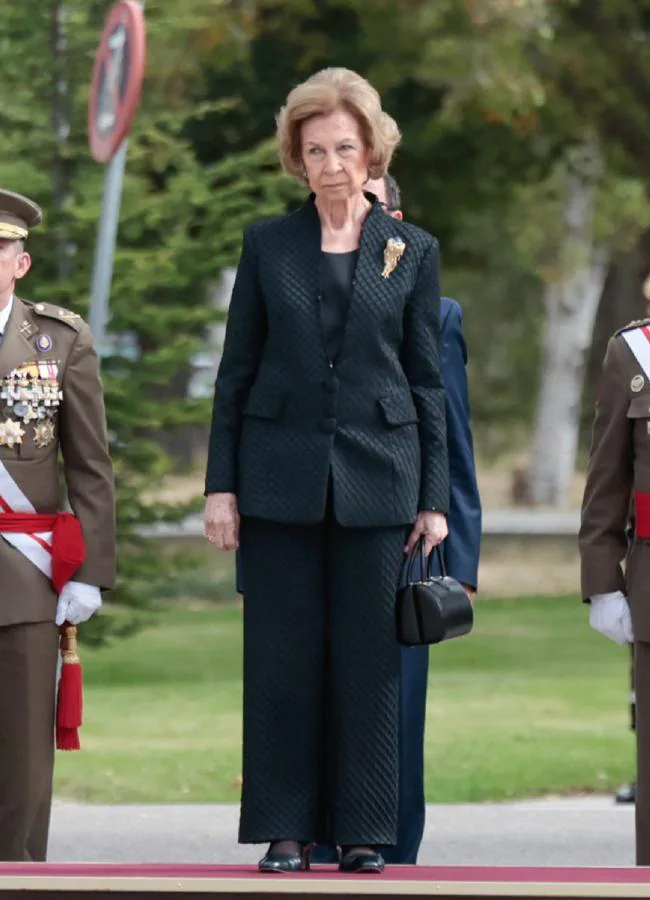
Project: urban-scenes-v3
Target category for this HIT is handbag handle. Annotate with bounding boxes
[405,537,446,585]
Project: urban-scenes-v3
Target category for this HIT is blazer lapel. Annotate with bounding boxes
[297,195,325,284]
[0,299,36,380]
[336,199,388,364]
[289,198,328,360]
[355,196,392,288]
[297,195,390,366]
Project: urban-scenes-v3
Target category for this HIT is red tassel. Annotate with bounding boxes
[56,624,83,751]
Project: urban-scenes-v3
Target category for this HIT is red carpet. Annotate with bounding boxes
[0,863,646,882]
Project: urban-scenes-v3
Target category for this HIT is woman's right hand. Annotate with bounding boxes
[204,492,240,551]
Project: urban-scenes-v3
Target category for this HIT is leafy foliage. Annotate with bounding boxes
[3,0,650,583]
[0,0,300,642]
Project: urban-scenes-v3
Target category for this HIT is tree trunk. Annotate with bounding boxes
[525,138,609,506]
[51,1,75,280]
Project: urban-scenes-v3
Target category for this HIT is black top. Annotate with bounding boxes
[320,250,358,364]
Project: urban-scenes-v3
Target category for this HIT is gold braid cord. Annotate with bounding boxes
[59,624,80,664]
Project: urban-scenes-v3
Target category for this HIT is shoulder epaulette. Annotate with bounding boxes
[615,318,650,337]
[25,300,85,333]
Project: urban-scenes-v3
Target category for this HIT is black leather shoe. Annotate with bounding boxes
[616,781,636,804]
[258,842,311,874]
[339,847,384,874]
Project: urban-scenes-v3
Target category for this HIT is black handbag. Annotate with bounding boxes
[397,539,474,646]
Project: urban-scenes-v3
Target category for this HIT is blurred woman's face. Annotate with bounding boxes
[301,108,371,202]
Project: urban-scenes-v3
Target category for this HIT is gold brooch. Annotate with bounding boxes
[382,237,406,278]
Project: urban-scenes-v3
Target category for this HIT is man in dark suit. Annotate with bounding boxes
[234,173,481,865]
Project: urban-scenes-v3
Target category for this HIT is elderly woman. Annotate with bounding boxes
[204,67,449,875]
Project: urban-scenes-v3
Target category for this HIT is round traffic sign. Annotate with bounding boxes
[88,0,146,164]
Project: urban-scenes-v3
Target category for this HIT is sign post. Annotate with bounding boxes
[87,0,146,353]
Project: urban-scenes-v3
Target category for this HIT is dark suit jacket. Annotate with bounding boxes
[438,297,481,589]
[206,194,449,527]
[235,296,480,594]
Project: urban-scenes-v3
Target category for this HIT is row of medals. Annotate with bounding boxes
[0,372,59,449]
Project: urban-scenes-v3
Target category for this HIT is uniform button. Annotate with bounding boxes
[35,303,45,312]
[322,418,337,434]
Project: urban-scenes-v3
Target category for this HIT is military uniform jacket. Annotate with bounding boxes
[580,321,650,641]
[205,195,450,527]
[0,297,116,627]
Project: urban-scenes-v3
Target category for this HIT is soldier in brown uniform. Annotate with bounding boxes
[580,312,650,865]
[0,190,116,860]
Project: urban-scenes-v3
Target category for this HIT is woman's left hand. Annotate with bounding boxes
[405,511,448,557]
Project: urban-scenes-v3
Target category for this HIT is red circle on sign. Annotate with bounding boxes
[88,0,146,164]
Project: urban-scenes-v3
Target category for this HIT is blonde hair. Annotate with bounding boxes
[276,68,401,183]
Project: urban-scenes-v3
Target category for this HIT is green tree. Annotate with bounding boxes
[0,0,302,642]
[187,0,551,443]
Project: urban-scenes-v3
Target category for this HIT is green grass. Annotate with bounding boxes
[425,598,634,800]
[54,596,635,804]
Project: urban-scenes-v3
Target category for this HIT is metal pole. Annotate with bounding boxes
[87,0,144,357]
[87,138,128,355]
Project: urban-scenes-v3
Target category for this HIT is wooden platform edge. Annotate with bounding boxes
[2,876,650,897]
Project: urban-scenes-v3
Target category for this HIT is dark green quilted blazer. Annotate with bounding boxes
[206,194,449,527]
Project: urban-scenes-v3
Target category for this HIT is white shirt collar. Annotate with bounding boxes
[0,296,13,336]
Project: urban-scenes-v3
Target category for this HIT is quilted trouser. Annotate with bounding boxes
[238,502,406,847]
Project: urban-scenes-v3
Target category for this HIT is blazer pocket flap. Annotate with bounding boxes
[243,387,283,420]
[627,395,650,419]
[379,394,419,426]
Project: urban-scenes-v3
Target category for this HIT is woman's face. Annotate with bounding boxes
[301,108,371,202]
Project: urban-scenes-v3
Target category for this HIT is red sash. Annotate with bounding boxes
[635,492,650,539]
[0,511,85,592]
[0,463,87,750]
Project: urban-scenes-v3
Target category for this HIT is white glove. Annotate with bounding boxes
[589,591,634,646]
[56,581,102,626]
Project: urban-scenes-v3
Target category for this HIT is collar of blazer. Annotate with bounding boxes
[302,190,384,229]
[286,192,414,366]
[296,190,403,270]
